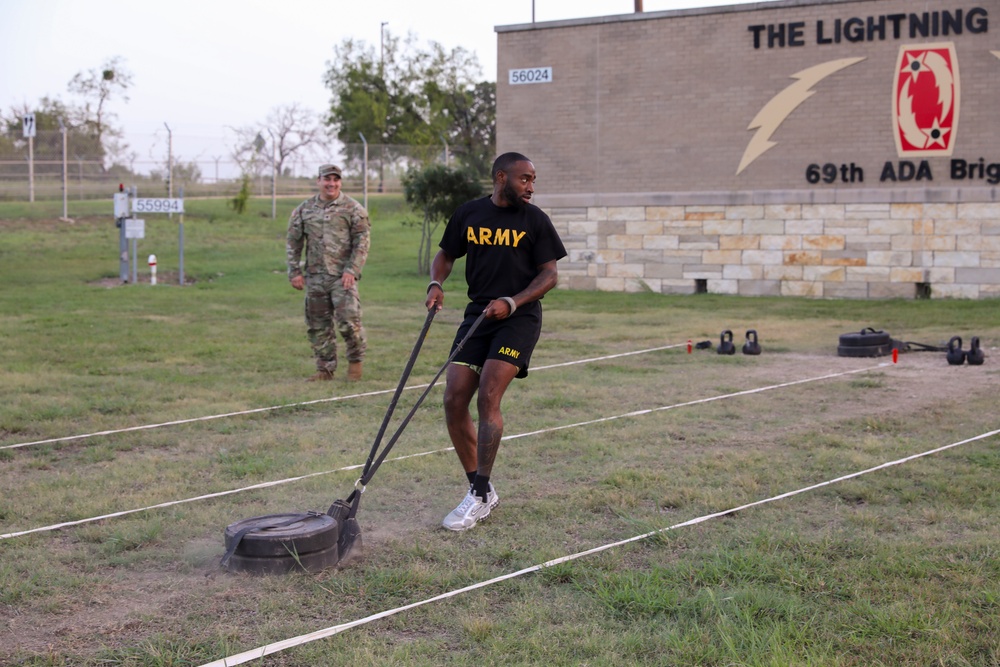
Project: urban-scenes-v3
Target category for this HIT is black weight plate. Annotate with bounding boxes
[838,330,891,347]
[225,542,341,575]
[837,343,893,357]
[224,513,339,558]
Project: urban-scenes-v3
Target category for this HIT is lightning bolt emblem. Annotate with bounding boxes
[737,58,865,175]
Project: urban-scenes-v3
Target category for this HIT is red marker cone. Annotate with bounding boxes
[687,339,692,354]
[892,348,898,364]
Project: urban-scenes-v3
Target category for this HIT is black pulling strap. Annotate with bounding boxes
[342,310,488,521]
[359,309,437,482]
[895,340,948,352]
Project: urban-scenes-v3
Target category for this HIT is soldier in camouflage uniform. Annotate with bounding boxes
[287,164,370,381]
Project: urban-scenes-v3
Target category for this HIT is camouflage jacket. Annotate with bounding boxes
[286,193,370,280]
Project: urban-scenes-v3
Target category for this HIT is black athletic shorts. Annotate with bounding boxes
[450,301,543,379]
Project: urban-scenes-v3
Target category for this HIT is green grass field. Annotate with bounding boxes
[1,196,998,666]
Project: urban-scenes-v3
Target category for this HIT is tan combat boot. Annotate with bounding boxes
[306,369,334,382]
[347,361,363,381]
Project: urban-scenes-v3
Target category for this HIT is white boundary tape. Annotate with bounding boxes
[0,344,684,451]
[507,362,892,440]
[0,448,448,540]
[2,359,882,540]
[198,426,1000,667]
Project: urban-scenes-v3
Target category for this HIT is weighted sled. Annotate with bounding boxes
[838,327,892,348]
[836,343,894,358]
[837,327,894,357]
[223,512,338,558]
[224,543,342,576]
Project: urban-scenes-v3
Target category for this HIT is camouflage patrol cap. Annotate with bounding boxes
[318,164,342,178]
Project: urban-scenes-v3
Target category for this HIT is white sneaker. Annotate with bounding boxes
[442,484,497,531]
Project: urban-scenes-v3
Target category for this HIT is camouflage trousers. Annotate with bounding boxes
[304,274,367,373]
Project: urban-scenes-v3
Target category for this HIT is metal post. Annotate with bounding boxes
[164,122,173,220]
[131,236,138,284]
[358,132,368,210]
[179,186,185,286]
[126,187,137,285]
[59,119,69,221]
[253,133,265,198]
[27,135,34,203]
[379,143,385,193]
[119,214,128,282]
[380,22,388,71]
[441,135,449,166]
[268,129,276,219]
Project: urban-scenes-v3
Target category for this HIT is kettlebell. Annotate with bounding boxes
[967,336,985,366]
[742,329,762,355]
[717,329,736,355]
[946,336,966,365]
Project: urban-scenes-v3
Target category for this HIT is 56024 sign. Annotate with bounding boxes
[509,67,552,85]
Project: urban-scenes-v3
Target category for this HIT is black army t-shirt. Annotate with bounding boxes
[439,196,567,307]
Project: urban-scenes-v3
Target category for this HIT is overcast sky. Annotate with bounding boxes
[1,0,769,174]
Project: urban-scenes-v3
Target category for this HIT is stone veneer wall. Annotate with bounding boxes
[539,189,1000,299]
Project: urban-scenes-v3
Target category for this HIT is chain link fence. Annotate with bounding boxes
[0,131,468,203]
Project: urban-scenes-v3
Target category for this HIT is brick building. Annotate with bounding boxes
[495,0,999,298]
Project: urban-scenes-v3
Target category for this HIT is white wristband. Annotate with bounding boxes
[427,280,443,293]
[499,296,517,315]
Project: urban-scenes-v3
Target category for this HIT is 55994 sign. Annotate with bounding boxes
[132,198,184,214]
[509,67,553,85]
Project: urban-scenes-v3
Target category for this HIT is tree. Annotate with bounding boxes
[1,57,132,178]
[229,175,252,214]
[1,97,104,177]
[267,104,328,176]
[227,127,270,183]
[418,42,495,174]
[436,80,496,176]
[324,32,495,187]
[324,34,424,191]
[67,56,133,166]
[228,104,328,184]
[403,164,486,274]
[150,158,202,190]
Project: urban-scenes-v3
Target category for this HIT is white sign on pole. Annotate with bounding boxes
[124,219,146,239]
[132,198,184,214]
[22,113,36,138]
[113,192,129,218]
